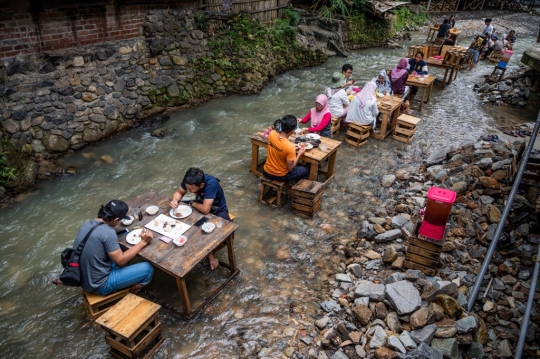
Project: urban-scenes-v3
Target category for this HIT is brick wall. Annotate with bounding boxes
[0,0,187,60]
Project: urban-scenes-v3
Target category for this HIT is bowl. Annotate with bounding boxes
[146,205,159,215]
[202,222,215,233]
[121,215,134,226]
[173,235,188,247]
[319,145,328,152]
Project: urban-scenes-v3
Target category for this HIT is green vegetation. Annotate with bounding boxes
[312,0,350,21]
[0,139,17,185]
[346,14,391,47]
[392,6,429,34]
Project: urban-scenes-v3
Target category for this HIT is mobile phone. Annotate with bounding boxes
[116,229,130,237]
[194,217,209,227]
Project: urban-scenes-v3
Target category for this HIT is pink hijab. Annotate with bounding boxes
[391,58,408,81]
[356,82,376,109]
[310,94,330,127]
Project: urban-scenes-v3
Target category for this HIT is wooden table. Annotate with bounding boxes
[372,95,403,141]
[250,131,341,186]
[120,190,239,318]
[406,75,436,112]
[424,57,454,89]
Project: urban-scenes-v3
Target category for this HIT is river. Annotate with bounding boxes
[0,34,537,358]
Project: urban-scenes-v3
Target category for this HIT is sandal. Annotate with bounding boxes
[482,134,499,142]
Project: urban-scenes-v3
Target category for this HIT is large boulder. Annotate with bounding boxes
[43,134,70,152]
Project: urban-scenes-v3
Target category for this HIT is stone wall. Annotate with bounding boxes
[0,8,327,197]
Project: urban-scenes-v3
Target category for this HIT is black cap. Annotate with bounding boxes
[105,200,130,220]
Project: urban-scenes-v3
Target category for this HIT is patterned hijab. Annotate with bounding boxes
[310,94,330,127]
[372,70,391,93]
[356,82,376,109]
[391,58,409,81]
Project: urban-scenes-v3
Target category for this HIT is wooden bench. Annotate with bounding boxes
[344,123,371,147]
[82,288,130,320]
[291,179,324,217]
[259,176,288,208]
[96,293,164,359]
[393,114,421,144]
[331,117,341,137]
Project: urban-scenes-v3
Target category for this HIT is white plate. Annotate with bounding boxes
[306,134,320,140]
[126,228,143,245]
[169,205,192,219]
[298,143,313,150]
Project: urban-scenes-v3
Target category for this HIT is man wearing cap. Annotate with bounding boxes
[73,199,154,295]
[325,72,350,120]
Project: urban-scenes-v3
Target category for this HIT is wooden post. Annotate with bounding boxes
[455,0,461,11]
[426,0,432,10]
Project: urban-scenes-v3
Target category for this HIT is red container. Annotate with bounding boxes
[419,187,456,240]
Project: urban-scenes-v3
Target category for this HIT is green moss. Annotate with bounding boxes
[346,14,391,47]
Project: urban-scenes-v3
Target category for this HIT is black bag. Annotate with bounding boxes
[59,223,103,287]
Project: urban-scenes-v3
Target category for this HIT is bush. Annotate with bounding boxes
[392,6,428,34]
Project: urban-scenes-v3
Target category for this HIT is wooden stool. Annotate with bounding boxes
[393,114,421,144]
[426,25,438,42]
[291,180,324,217]
[489,50,504,63]
[432,38,445,56]
[404,236,443,276]
[260,176,287,208]
[96,293,164,359]
[331,117,341,137]
[83,289,130,320]
[344,123,370,147]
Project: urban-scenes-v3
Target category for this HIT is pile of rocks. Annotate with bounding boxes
[285,136,539,358]
[475,71,536,108]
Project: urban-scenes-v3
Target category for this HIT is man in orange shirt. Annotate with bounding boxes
[263,115,310,182]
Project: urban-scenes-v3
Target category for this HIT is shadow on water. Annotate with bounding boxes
[0,33,537,358]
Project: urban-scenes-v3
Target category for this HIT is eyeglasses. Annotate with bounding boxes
[315,103,323,108]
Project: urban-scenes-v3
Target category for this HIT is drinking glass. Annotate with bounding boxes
[216,219,223,228]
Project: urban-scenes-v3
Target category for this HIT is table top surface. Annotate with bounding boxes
[406,75,436,86]
[251,129,341,162]
[120,190,238,278]
[376,95,403,112]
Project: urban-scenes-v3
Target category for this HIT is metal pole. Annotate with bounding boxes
[514,243,540,359]
[426,0,432,11]
[467,113,540,312]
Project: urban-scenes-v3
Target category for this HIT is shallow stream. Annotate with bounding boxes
[0,34,537,358]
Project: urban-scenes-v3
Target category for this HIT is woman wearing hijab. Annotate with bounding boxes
[299,94,332,138]
[344,81,379,132]
[389,58,411,113]
[372,70,391,95]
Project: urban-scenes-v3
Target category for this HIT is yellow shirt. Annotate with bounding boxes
[264,130,296,177]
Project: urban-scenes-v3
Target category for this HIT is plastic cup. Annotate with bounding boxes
[216,219,223,228]
[319,145,328,152]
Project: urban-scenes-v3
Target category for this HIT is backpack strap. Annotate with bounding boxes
[73,222,104,260]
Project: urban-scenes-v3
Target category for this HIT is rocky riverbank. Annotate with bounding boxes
[475,67,538,108]
[285,135,540,358]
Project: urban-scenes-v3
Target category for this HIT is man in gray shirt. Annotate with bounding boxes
[74,200,153,294]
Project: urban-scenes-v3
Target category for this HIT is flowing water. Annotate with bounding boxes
[0,34,537,358]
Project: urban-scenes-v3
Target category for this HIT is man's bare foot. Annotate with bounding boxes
[208,254,219,270]
[130,284,143,294]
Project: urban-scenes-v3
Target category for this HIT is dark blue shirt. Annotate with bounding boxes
[508,35,516,43]
[437,23,451,38]
[408,58,428,75]
[181,174,228,212]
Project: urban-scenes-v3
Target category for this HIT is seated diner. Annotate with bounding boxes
[407,51,428,102]
[344,81,379,133]
[372,70,391,95]
[325,72,349,120]
[389,58,411,113]
[263,115,309,182]
[299,94,332,138]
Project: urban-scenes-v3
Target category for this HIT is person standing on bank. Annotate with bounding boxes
[170,168,230,270]
[75,200,154,295]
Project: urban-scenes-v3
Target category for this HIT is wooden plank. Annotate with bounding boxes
[132,321,162,356]
[397,114,421,125]
[344,137,368,147]
[292,192,323,206]
[292,199,322,214]
[393,134,414,143]
[291,179,324,195]
[84,289,130,307]
[405,252,439,268]
[407,245,442,261]
[403,259,437,276]
[409,237,443,252]
[395,126,416,136]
